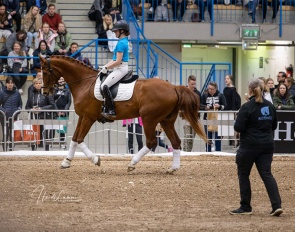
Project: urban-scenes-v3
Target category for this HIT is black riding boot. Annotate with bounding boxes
[102,85,116,117]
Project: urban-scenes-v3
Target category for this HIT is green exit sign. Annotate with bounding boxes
[240,25,260,39]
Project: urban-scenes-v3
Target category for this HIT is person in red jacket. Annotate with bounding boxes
[42,3,62,32]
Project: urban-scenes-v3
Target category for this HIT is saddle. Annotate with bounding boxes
[99,70,138,98]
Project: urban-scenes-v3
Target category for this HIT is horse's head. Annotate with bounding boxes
[40,55,61,95]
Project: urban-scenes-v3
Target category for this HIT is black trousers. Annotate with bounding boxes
[261,0,279,20]
[127,123,143,154]
[236,146,282,211]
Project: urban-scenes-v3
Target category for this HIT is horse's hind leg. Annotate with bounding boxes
[161,120,182,174]
[61,117,100,168]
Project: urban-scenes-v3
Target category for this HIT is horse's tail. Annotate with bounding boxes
[175,86,208,143]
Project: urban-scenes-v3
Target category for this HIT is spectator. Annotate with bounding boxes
[275,71,286,88]
[285,64,293,78]
[7,41,28,94]
[171,0,186,22]
[129,0,141,21]
[266,77,275,97]
[258,77,273,103]
[123,117,143,154]
[42,4,62,32]
[32,40,53,71]
[230,78,282,217]
[27,70,42,97]
[88,0,104,34]
[0,29,27,64]
[223,74,241,147]
[0,4,13,40]
[201,81,227,152]
[65,42,93,68]
[54,22,73,55]
[3,0,21,32]
[151,123,173,153]
[53,76,71,144]
[261,0,279,23]
[25,77,56,150]
[284,77,295,102]
[181,75,201,152]
[243,0,258,23]
[273,83,295,110]
[0,76,22,151]
[97,14,114,51]
[35,22,57,52]
[26,0,47,15]
[104,0,122,23]
[223,74,241,111]
[23,5,42,51]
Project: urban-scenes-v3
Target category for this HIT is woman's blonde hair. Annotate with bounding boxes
[33,77,43,85]
[248,78,263,103]
[103,14,114,31]
[258,76,270,93]
[24,6,42,32]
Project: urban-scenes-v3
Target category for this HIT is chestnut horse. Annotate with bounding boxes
[40,56,207,173]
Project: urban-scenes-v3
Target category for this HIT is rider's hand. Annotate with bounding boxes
[101,66,108,74]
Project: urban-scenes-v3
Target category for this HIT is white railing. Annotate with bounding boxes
[0,109,293,154]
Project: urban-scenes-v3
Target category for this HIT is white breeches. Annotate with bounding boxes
[101,62,128,90]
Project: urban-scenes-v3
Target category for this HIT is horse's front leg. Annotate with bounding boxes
[61,117,100,168]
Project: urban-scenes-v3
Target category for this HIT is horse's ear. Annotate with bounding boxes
[39,54,46,63]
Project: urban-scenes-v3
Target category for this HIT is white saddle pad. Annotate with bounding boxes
[94,79,136,101]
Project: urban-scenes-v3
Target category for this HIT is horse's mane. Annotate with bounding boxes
[51,55,97,72]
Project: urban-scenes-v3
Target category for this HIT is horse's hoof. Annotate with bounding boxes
[127,164,135,172]
[61,158,71,169]
[92,156,101,166]
[166,168,178,175]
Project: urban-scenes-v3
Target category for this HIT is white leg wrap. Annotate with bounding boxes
[130,146,150,165]
[66,140,78,160]
[172,149,181,170]
[78,142,93,160]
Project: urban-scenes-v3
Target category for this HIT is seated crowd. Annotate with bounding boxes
[0,2,93,94]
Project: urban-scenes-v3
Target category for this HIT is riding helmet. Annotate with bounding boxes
[112,20,129,33]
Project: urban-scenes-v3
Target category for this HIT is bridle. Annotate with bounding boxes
[42,57,57,94]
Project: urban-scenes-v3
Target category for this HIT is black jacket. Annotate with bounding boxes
[223,86,241,110]
[0,86,22,118]
[25,88,56,119]
[201,90,227,119]
[234,96,277,149]
[54,87,71,111]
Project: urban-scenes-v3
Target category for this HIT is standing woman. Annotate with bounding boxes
[23,5,42,51]
[25,78,56,150]
[223,74,241,147]
[0,76,22,151]
[266,77,275,97]
[100,20,130,117]
[230,78,283,216]
[201,81,227,152]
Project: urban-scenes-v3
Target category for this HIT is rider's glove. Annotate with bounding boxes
[101,66,108,74]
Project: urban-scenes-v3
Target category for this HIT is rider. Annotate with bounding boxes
[100,20,130,117]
